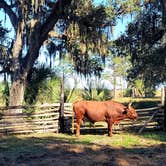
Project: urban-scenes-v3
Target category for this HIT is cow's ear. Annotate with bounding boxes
[122,109,128,114]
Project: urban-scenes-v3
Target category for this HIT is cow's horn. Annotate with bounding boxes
[128,102,132,108]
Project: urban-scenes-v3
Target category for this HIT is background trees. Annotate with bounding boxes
[115,0,166,97]
[0,0,119,105]
[0,0,72,106]
[0,0,165,107]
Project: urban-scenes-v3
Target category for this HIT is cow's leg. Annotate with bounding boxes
[107,120,113,137]
[76,118,82,137]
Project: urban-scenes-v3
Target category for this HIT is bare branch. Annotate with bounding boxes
[0,0,18,31]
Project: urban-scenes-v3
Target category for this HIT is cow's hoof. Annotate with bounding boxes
[108,134,112,137]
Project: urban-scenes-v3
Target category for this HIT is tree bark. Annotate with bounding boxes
[163,86,166,131]
[159,0,166,25]
[9,21,25,106]
[9,79,26,106]
[113,70,117,99]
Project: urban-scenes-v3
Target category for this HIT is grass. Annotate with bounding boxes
[0,131,165,152]
[139,131,166,142]
[73,132,166,147]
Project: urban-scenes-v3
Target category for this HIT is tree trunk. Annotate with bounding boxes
[163,86,166,131]
[8,20,25,106]
[132,88,135,98]
[113,73,117,99]
[9,79,26,106]
[159,0,166,25]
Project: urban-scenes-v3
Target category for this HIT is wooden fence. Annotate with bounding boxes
[0,103,164,135]
[0,103,72,135]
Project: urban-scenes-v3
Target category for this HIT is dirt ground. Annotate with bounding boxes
[0,134,166,166]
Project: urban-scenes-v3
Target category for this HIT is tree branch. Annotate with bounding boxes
[40,0,71,42]
[23,0,72,72]
[0,0,18,31]
[159,0,166,25]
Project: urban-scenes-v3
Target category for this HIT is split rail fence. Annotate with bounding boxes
[0,103,164,135]
[0,103,72,135]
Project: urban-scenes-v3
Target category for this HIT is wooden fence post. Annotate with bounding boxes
[161,87,165,106]
[162,86,166,131]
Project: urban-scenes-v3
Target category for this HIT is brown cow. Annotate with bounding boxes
[72,100,137,137]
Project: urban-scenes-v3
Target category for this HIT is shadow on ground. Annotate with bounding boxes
[0,132,166,166]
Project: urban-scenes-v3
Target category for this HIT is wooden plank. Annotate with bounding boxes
[0,128,58,135]
[2,109,59,116]
[138,109,160,133]
[0,122,59,128]
[0,123,58,131]
[1,112,59,119]
[136,107,161,112]
[0,117,59,123]
[0,103,71,111]
[0,119,59,127]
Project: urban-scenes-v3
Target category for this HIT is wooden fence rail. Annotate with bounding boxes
[0,103,72,135]
[0,103,164,135]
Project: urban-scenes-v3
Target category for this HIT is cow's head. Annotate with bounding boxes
[122,103,138,120]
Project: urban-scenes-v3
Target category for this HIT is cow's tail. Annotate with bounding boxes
[71,106,75,134]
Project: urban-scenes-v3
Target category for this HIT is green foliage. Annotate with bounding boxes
[0,82,6,105]
[1,0,165,106]
[144,86,156,98]
[132,100,160,109]
[24,66,58,104]
[72,53,104,77]
[114,97,160,109]
[124,88,132,97]
[127,79,156,98]
[112,55,131,77]
[82,80,112,101]
[2,82,9,106]
[65,89,84,102]
[22,107,35,115]
[64,89,77,103]
[115,1,166,87]
[67,1,112,52]
[34,78,61,104]
[64,1,115,77]
[134,79,145,97]
[0,81,9,106]
[0,21,10,76]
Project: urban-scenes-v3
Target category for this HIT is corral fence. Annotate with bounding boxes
[0,103,72,135]
[0,102,165,135]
